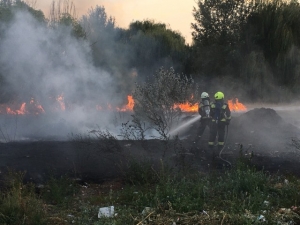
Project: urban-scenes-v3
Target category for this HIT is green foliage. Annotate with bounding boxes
[243,0,300,87]
[41,175,78,205]
[110,159,300,223]
[14,1,45,23]
[0,163,300,224]
[191,0,300,100]
[0,0,45,24]
[191,0,253,77]
[81,5,115,37]
[48,0,85,39]
[129,20,186,53]
[192,0,252,46]
[123,159,159,186]
[80,5,117,68]
[127,20,190,74]
[0,171,47,225]
[0,4,13,23]
[58,13,86,39]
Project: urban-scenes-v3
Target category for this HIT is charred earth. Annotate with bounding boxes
[0,107,300,183]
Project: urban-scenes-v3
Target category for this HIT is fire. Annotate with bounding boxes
[6,103,27,115]
[117,95,134,111]
[0,98,45,115]
[228,98,247,112]
[29,98,45,114]
[174,102,198,112]
[56,94,66,111]
[96,95,134,112]
[173,98,247,113]
[0,95,247,115]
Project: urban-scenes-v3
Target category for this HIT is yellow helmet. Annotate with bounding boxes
[214,92,224,100]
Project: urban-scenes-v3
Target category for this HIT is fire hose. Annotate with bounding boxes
[218,124,232,167]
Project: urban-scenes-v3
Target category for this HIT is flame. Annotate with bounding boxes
[117,95,134,111]
[0,98,45,115]
[6,103,27,115]
[96,95,134,112]
[174,98,247,113]
[29,98,45,114]
[56,94,66,111]
[228,98,247,111]
[174,102,198,112]
[0,95,247,115]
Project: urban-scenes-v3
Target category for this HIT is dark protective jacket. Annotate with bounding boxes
[198,98,211,120]
[210,100,231,123]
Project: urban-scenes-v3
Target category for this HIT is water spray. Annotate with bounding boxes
[169,114,201,137]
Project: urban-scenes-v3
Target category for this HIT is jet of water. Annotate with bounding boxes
[169,114,201,137]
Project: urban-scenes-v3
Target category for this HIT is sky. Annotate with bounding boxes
[36,0,196,44]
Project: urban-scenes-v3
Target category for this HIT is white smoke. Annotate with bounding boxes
[0,11,129,141]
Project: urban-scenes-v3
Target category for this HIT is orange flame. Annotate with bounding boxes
[174,102,198,112]
[1,98,45,115]
[96,95,135,112]
[6,103,27,115]
[228,98,247,111]
[56,94,66,111]
[117,95,134,111]
[29,98,45,114]
[0,95,247,115]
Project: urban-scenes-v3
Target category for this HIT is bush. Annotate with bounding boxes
[133,67,197,139]
[41,175,78,205]
[0,171,47,225]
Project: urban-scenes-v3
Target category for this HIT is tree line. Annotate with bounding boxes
[1,0,300,102]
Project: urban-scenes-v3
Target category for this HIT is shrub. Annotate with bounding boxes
[133,67,198,139]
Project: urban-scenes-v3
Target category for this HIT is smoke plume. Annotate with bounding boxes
[0,11,127,140]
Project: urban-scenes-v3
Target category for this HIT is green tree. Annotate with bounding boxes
[126,20,190,76]
[58,13,86,38]
[191,0,254,77]
[80,5,117,68]
[0,0,13,23]
[48,0,85,39]
[192,0,252,46]
[15,1,45,22]
[80,5,137,103]
[0,0,45,24]
[243,0,300,88]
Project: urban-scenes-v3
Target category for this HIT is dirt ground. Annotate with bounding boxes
[0,107,300,184]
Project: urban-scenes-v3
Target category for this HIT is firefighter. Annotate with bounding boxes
[208,91,231,151]
[194,92,211,142]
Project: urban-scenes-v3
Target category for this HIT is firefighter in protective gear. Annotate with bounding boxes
[208,92,231,150]
[195,92,211,142]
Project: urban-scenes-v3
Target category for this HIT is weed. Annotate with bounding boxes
[0,170,47,225]
[0,159,300,224]
[41,175,78,205]
[123,158,159,186]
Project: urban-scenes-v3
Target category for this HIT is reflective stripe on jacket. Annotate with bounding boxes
[210,102,231,122]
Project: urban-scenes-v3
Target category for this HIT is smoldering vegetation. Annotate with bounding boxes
[0,0,300,141]
[0,2,300,224]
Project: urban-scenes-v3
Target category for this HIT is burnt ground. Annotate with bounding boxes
[0,107,300,184]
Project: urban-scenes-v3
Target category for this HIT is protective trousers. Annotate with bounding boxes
[197,119,211,137]
[208,121,226,149]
